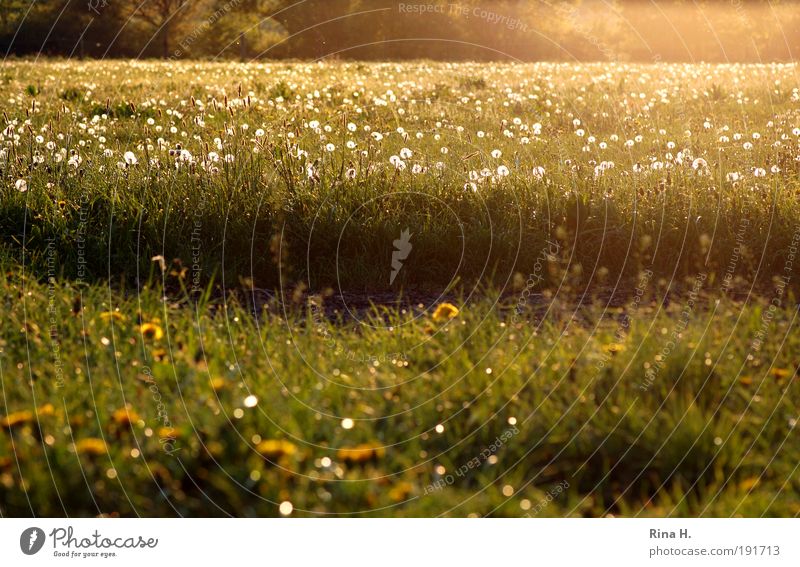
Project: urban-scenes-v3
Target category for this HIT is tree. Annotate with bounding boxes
[129,0,196,58]
[194,0,285,59]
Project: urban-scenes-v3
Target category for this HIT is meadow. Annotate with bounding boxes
[0,60,799,517]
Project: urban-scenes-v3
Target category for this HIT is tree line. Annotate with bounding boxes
[2,0,798,61]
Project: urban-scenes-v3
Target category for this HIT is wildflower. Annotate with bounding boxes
[158,427,177,439]
[112,406,140,427]
[138,322,164,341]
[256,439,298,459]
[337,442,385,464]
[151,348,168,362]
[100,311,127,323]
[432,302,459,321]
[123,151,138,166]
[1,410,34,428]
[38,403,55,417]
[389,156,406,171]
[770,368,792,380]
[15,179,27,192]
[692,158,710,175]
[388,481,414,502]
[603,343,626,355]
[75,438,108,456]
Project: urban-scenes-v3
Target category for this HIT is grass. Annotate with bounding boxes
[0,275,798,517]
[1,59,799,517]
[1,60,799,291]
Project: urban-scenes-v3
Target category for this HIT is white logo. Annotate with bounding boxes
[20,527,45,555]
[390,228,413,284]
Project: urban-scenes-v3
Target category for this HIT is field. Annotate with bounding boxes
[1,60,799,517]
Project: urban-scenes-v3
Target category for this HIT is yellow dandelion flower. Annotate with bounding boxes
[75,438,107,456]
[151,348,168,362]
[602,343,626,355]
[210,377,226,391]
[256,439,298,460]
[432,302,459,322]
[337,442,385,464]
[38,403,55,417]
[388,481,414,502]
[158,426,178,439]
[112,406,140,427]
[1,410,34,428]
[771,368,792,380]
[138,322,164,341]
[739,477,760,491]
[100,311,127,323]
